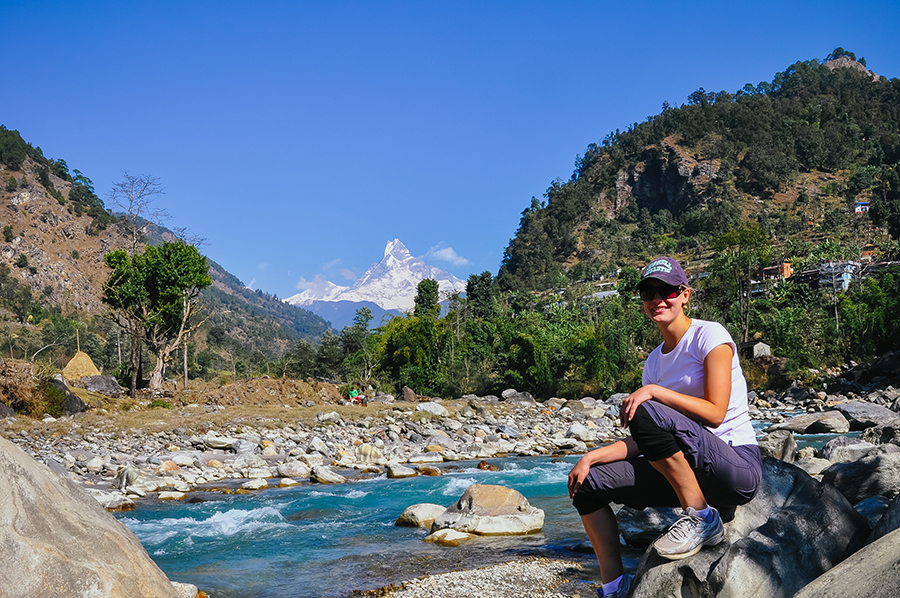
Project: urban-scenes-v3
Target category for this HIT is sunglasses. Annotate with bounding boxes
[639,284,685,302]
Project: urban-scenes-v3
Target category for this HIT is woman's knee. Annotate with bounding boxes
[629,404,680,461]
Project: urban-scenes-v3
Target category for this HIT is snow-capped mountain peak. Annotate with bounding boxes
[285,239,467,312]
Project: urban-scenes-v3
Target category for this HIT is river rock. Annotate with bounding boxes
[791,527,900,598]
[766,410,850,434]
[630,458,868,598]
[870,493,900,542]
[386,463,418,478]
[356,443,386,464]
[402,386,417,402]
[416,402,449,417]
[424,528,473,547]
[231,438,258,454]
[396,503,447,528]
[566,423,598,443]
[616,506,680,545]
[203,433,236,450]
[158,491,186,500]
[757,430,798,463]
[821,451,900,503]
[834,400,899,430]
[793,457,832,477]
[81,375,123,397]
[431,484,544,536]
[504,391,536,404]
[86,489,136,512]
[819,435,878,463]
[170,581,200,598]
[0,436,180,597]
[233,452,266,470]
[310,465,346,484]
[276,461,311,478]
[853,495,891,529]
[241,478,268,490]
[860,418,900,446]
[0,401,13,417]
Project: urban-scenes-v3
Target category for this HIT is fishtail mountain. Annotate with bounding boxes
[498,50,900,292]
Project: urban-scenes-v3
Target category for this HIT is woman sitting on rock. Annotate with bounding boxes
[568,256,762,598]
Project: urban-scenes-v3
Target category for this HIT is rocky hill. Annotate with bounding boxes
[0,127,328,368]
[497,51,899,292]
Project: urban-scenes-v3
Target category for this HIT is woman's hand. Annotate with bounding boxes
[567,457,592,499]
[620,384,657,427]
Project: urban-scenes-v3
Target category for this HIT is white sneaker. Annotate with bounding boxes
[654,506,724,560]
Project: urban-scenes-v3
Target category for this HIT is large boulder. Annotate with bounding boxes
[80,375,124,397]
[870,493,900,542]
[396,503,447,528]
[47,376,86,416]
[791,527,900,598]
[860,418,900,447]
[818,435,879,463]
[821,451,900,503]
[431,484,544,536]
[766,410,849,434]
[630,458,868,598]
[0,401,14,417]
[757,430,798,463]
[834,400,899,430]
[416,402,449,418]
[0,435,178,597]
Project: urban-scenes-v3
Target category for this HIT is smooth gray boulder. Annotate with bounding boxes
[818,435,877,463]
[0,435,178,597]
[630,458,868,598]
[81,375,123,397]
[853,495,891,529]
[834,400,899,430]
[758,430,798,462]
[310,465,346,484]
[821,452,900,503]
[395,503,447,528]
[791,527,900,598]
[0,401,14,417]
[870,493,900,542]
[766,410,849,434]
[416,402,449,417]
[431,484,544,535]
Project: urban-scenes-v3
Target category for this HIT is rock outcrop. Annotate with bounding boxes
[630,458,868,598]
[0,435,179,597]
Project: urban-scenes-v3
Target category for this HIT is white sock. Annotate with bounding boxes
[602,574,624,595]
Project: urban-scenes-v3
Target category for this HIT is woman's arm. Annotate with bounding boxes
[567,437,639,498]
[620,343,734,428]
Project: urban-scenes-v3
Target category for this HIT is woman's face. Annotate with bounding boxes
[640,281,690,324]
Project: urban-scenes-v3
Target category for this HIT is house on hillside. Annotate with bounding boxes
[819,261,860,292]
[855,201,870,214]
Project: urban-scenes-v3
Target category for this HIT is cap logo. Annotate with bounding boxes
[645,259,673,275]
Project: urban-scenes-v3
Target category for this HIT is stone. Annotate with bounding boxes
[431,484,544,536]
[241,478,268,490]
[566,423,598,443]
[307,437,331,456]
[356,443,386,464]
[86,489,136,512]
[114,466,143,490]
[821,452,900,503]
[47,376,86,416]
[402,386,418,402]
[158,492,186,500]
[870,493,900,542]
[396,503,447,528]
[423,528,473,547]
[791,527,900,598]
[170,581,200,598]
[819,435,877,463]
[171,454,195,467]
[757,430,798,463]
[204,433,236,450]
[415,465,442,476]
[316,411,342,424]
[860,418,900,446]
[386,463,418,478]
[0,401,13,417]
[416,402,449,417]
[231,439,257,454]
[793,457,832,477]
[616,506,680,545]
[496,424,522,438]
[407,453,443,464]
[766,410,850,434]
[630,458,868,598]
[853,495,891,529]
[310,465,346,484]
[834,400,899,430]
[276,461,311,479]
[80,375,123,397]
[85,456,106,473]
[504,391,536,404]
[279,478,299,487]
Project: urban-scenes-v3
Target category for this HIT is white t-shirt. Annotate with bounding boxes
[642,319,757,447]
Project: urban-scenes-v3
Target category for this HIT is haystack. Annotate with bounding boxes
[62,351,100,381]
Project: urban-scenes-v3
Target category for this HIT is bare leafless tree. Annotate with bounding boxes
[109,173,169,254]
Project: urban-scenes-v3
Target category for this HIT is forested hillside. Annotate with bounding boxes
[0,128,329,384]
[498,49,900,291]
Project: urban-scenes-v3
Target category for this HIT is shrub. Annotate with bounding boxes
[15,254,28,268]
[149,398,172,409]
[3,225,12,242]
[43,384,68,418]
[5,176,16,192]
[71,250,79,260]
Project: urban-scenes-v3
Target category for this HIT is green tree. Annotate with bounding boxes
[3,225,13,242]
[617,267,640,297]
[414,279,440,319]
[102,241,212,393]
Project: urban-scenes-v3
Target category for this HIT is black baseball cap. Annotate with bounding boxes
[637,256,688,288]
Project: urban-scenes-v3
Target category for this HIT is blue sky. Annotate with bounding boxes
[3,1,900,299]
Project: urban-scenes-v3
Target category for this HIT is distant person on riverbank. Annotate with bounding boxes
[567,256,762,598]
